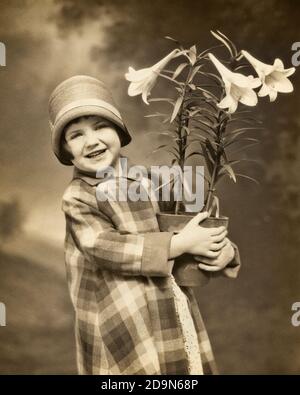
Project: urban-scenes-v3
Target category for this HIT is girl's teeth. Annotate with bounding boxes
[88,149,106,158]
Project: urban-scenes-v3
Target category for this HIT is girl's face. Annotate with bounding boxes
[64,115,121,174]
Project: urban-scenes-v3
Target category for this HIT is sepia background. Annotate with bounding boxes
[0,0,300,374]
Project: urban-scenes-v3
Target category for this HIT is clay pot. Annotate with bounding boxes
[156,212,229,287]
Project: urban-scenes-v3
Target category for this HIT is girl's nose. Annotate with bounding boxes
[85,130,100,148]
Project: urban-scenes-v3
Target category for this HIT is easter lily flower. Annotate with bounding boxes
[241,50,295,102]
[125,49,180,105]
[208,53,261,113]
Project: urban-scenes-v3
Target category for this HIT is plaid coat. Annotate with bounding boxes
[61,157,241,375]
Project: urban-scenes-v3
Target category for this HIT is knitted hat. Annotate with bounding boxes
[48,75,132,165]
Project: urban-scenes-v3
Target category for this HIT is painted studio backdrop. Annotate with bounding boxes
[0,0,300,374]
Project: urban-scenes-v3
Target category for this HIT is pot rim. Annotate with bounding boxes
[157,212,229,220]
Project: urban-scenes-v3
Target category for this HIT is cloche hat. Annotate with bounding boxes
[48,75,131,165]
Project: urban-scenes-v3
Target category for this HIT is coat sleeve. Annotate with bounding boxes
[62,182,175,277]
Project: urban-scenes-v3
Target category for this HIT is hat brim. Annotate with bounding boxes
[51,105,132,166]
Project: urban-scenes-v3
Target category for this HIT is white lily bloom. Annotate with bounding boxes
[208,53,261,113]
[125,49,180,105]
[241,50,295,102]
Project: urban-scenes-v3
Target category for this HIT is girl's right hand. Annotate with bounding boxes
[173,211,228,258]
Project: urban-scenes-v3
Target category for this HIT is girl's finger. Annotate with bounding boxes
[210,226,226,236]
[206,249,222,259]
[189,211,209,226]
[210,238,228,251]
[194,256,213,264]
[194,256,215,266]
[198,264,222,272]
[211,229,228,242]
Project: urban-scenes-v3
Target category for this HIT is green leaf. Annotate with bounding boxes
[170,95,184,123]
[144,112,167,118]
[197,70,223,85]
[216,30,238,56]
[188,65,202,83]
[166,149,181,161]
[234,65,250,71]
[222,164,237,183]
[191,107,218,120]
[225,127,264,137]
[210,30,234,57]
[227,117,263,126]
[172,63,188,79]
[205,138,216,159]
[235,173,260,185]
[154,173,178,191]
[225,137,260,148]
[189,45,197,65]
[227,158,262,167]
[234,110,253,115]
[197,87,219,102]
[146,131,175,138]
[164,36,179,43]
[192,117,215,131]
[229,142,259,155]
[150,144,169,155]
[200,142,214,176]
[182,126,191,135]
[185,151,205,160]
[193,127,216,139]
[148,98,175,105]
[188,135,207,143]
[198,44,223,58]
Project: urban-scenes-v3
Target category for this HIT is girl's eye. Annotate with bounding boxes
[69,132,82,140]
[95,123,109,130]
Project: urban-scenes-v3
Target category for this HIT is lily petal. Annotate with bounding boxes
[142,89,150,105]
[239,87,258,106]
[218,94,236,109]
[265,72,294,93]
[273,58,284,70]
[282,67,296,78]
[258,84,271,97]
[269,89,278,102]
[125,67,152,82]
[128,80,145,96]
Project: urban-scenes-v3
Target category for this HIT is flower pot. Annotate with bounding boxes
[156,212,229,287]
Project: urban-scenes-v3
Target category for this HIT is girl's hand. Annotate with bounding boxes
[196,238,235,272]
[169,212,228,259]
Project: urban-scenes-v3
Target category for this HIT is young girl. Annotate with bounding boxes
[48,75,241,375]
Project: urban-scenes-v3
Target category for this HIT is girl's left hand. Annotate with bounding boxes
[195,238,235,272]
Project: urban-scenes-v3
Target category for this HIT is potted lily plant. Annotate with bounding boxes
[125,31,295,286]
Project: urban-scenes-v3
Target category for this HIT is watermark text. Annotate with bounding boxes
[0,302,6,326]
[291,42,300,67]
[95,158,205,212]
[0,42,6,66]
[291,302,300,327]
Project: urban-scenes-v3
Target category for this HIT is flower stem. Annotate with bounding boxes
[204,115,228,212]
[174,64,194,214]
